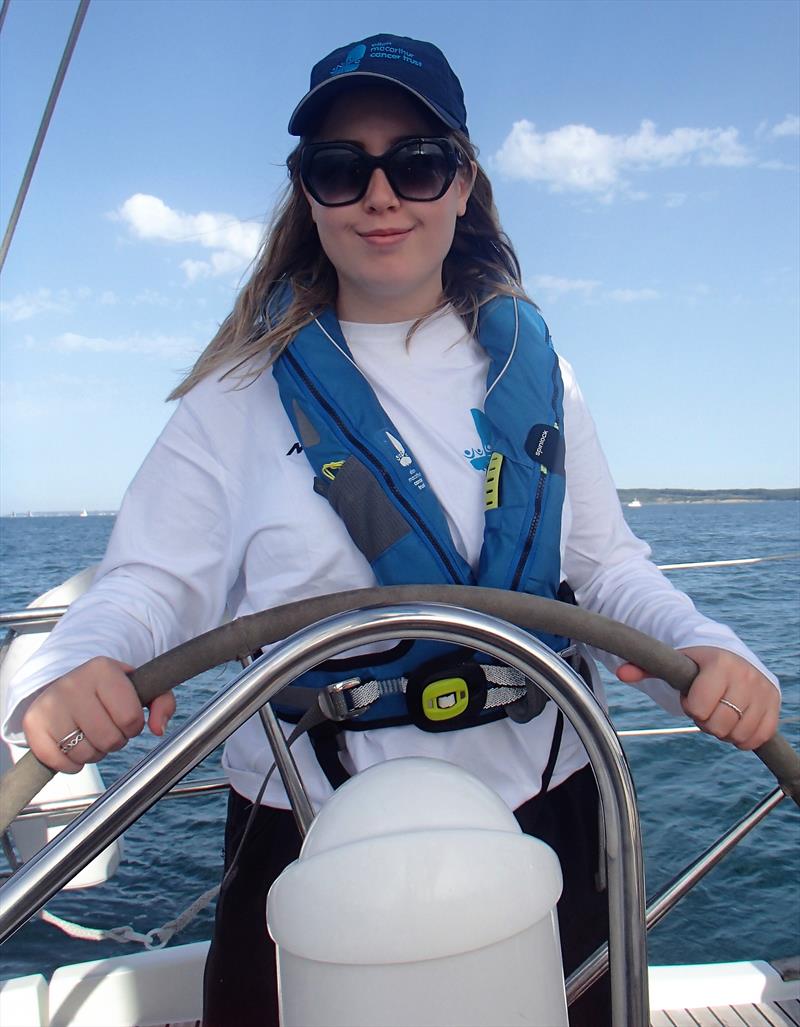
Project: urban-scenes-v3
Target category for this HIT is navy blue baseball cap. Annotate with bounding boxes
[288,34,468,138]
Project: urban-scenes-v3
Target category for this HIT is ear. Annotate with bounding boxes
[456,160,477,217]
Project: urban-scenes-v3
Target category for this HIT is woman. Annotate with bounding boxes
[3,34,780,1027]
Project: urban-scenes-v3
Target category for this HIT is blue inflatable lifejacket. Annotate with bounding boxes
[271,294,567,731]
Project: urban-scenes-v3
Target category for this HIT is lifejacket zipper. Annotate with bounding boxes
[285,349,465,584]
[511,468,547,591]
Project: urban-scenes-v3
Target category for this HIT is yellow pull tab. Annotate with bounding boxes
[322,460,345,481]
[484,452,504,510]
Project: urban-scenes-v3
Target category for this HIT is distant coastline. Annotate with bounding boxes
[617,488,799,505]
[2,489,798,518]
[2,510,117,519]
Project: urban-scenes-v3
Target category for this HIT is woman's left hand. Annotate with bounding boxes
[616,646,780,750]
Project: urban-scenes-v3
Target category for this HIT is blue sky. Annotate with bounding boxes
[1,0,798,512]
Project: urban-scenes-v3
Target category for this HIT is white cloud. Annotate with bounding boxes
[607,288,660,303]
[53,331,200,359]
[0,379,51,422]
[1,288,73,322]
[492,118,751,197]
[529,275,661,304]
[771,115,800,138]
[759,159,796,171]
[530,275,600,299]
[115,194,263,281]
[0,287,119,322]
[665,192,687,208]
[0,374,129,424]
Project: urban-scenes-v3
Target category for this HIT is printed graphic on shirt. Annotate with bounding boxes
[464,408,493,472]
[286,441,303,456]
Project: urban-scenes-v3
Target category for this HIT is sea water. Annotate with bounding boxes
[0,501,798,980]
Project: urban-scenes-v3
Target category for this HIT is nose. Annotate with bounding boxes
[363,167,399,211]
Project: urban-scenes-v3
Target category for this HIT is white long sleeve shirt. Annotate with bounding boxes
[2,309,778,811]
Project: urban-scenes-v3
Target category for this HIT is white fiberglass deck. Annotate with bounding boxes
[1,944,798,1027]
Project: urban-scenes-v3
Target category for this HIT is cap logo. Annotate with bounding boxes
[330,43,367,76]
[329,39,422,78]
[368,40,423,67]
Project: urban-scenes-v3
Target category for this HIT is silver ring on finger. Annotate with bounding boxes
[58,728,86,753]
[718,697,744,720]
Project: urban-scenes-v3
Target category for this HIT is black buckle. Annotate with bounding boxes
[405,656,487,733]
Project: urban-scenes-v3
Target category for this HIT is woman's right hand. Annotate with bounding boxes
[21,657,176,774]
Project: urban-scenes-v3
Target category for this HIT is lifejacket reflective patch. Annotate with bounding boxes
[485,451,503,510]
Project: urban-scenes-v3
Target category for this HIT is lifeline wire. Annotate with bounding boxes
[0,0,90,273]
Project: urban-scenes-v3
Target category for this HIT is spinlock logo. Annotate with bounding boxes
[329,43,367,76]
[524,422,562,474]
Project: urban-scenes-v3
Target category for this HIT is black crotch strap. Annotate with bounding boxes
[307,720,351,790]
[538,645,596,795]
[540,709,564,795]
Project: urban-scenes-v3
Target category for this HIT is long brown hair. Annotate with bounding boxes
[169,130,530,399]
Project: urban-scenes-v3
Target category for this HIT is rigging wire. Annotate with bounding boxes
[0,0,90,274]
[0,0,10,34]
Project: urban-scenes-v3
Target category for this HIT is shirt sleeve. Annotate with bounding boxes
[558,357,779,716]
[2,381,242,742]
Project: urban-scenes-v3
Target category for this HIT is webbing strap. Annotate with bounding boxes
[317,664,531,721]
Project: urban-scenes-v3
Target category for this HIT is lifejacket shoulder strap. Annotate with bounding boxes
[476,298,565,603]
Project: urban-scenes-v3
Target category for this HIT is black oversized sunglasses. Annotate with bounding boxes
[300,137,463,207]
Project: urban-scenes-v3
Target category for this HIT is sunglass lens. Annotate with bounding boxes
[390,142,451,200]
[306,148,368,205]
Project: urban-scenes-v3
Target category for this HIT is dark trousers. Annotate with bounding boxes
[202,764,611,1027]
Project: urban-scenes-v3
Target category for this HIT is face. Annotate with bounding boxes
[303,86,474,323]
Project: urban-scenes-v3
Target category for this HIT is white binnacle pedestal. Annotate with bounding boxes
[267,756,568,1027]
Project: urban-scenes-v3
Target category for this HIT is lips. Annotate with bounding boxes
[358,227,414,246]
[359,227,413,237]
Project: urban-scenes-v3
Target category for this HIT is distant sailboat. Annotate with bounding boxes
[79,509,88,518]
[627,498,642,508]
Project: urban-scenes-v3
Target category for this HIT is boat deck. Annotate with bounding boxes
[651,998,800,1026]
[145,1001,800,1027]
[146,1005,800,1027]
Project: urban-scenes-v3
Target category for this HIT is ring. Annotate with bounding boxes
[57,729,86,753]
[718,698,744,720]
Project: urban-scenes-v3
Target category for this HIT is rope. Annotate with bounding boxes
[0,0,90,273]
[38,884,220,949]
[658,552,800,571]
[0,0,11,34]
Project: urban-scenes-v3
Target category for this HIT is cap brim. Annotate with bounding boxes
[288,72,461,136]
